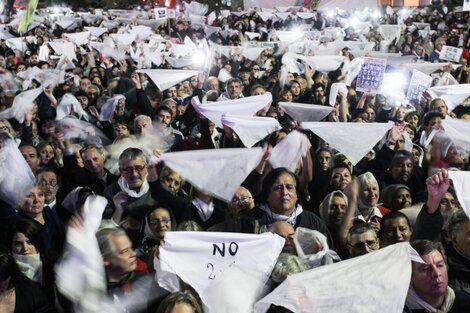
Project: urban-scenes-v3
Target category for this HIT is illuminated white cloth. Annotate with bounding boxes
[296,12,314,19]
[342,57,364,85]
[254,242,421,313]
[448,171,470,218]
[401,62,449,75]
[0,87,43,123]
[55,117,110,145]
[64,31,90,46]
[137,69,199,91]
[329,83,348,106]
[378,25,402,43]
[436,72,459,86]
[427,84,470,112]
[245,32,261,40]
[99,95,126,122]
[56,20,76,30]
[269,130,309,172]
[160,148,263,202]
[257,12,274,22]
[291,54,346,72]
[279,102,334,122]
[276,12,291,21]
[221,113,281,148]
[191,93,273,128]
[301,122,393,165]
[442,118,470,152]
[84,27,108,37]
[0,134,35,207]
[241,47,266,61]
[38,44,49,62]
[164,56,193,69]
[6,37,29,52]
[184,1,209,15]
[156,231,284,313]
[110,33,136,46]
[49,40,77,61]
[55,195,108,313]
[56,93,89,121]
[275,30,303,43]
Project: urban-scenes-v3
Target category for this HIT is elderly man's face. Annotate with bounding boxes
[431,100,448,115]
[229,187,254,216]
[208,78,219,91]
[37,171,59,204]
[390,158,413,183]
[82,148,106,177]
[104,234,137,275]
[411,250,448,302]
[135,119,150,135]
[120,157,147,190]
[452,220,470,259]
[348,230,379,257]
[267,173,298,216]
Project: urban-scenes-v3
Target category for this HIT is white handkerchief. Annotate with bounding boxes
[245,32,261,40]
[64,31,90,46]
[257,12,274,22]
[164,56,194,68]
[160,148,264,202]
[329,83,348,106]
[221,113,281,148]
[241,47,266,61]
[217,68,232,83]
[301,122,393,165]
[56,93,89,121]
[254,242,420,313]
[401,62,448,75]
[448,171,470,218]
[0,87,43,123]
[296,12,314,19]
[275,12,291,21]
[99,95,125,121]
[110,33,136,46]
[84,27,108,37]
[279,102,334,122]
[275,30,303,43]
[191,93,273,128]
[269,130,309,172]
[157,231,284,313]
[137,69,199,91]
[442,118,470,152]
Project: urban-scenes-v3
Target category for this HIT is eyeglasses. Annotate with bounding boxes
[271,184,296,192]
[253,67,260,71]
[350,240,378,249]
[231,196,252,204]
[121,165,146,174]
[149,217,171,226]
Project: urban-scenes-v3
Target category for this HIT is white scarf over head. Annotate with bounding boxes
[160,148,263,202]
[155,231,284,313]
[255,242,422,313]
[221,113,281,148]
[302,122,394,165]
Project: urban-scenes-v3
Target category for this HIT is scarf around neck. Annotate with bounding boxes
[405,286,455,313]
[118,175,149,198]
[13,253,43,283]
[260,203,304,227]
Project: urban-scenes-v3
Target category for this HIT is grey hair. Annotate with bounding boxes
[118,147,147,169]
[443,209,469,240]
[347,223,377,244]
[96,227,127,258]
[271,253,308,284]
[133,114,152,129]
[177,220,203,231]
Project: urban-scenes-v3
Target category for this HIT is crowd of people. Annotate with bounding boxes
[0,1,470,312]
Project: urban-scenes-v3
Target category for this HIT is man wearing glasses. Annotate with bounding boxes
[346,223,380,258]
[104,148,157,245]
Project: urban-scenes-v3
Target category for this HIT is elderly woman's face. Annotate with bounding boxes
[267,173,298,215]
[22,186,45,217]
[360,183,379,208]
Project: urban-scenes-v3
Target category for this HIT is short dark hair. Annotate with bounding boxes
[156,105,173,118]
[347,223,376,244]
[411,240,447,264]
[443,209,469,241]
[379,211,412,239]
[391,150,415,166]
[422,111,444,127]
[260,168,300,204]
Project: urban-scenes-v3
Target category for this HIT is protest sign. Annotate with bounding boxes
[406,69,433,103]
[464,0,470,12]
[154,7,168,20]
[356,57,387,93]
[168,9,176,19]
[439,45,463,63]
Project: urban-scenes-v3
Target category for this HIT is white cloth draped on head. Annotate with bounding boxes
[55,195,110,313]
[269,130,309,172]
[255,242,422,313]
[221,113,281,148]
[64,31,90,46]
[0,133,36,208]
[56,93,89,121]
[329,83,348,106]
[0,87,43,123]
[84,27,108,37]
[448,171,470,218]
[155,231,285,313]
[301,122,394,165]
[137,69,199,91]
[160,148,263,202]
[441,118,470,152]
[279,102,334,122]
[99,94,126,121]
[191,93,272,128]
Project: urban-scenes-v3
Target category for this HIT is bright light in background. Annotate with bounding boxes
[165,0,170,7]
[192,50,206,68]
[326,10,335,18]
[53,6,60,14]
[291,27,303,41]
[373,10,381,19]
[176,5,180,10]
[380,71,409,102]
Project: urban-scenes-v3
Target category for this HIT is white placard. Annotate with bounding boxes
[464,0,470,12]
[168,9,176,19]
[406,69,433,103]
[356,57,387,93]
[439,45,463,63]
[154,7,168,20]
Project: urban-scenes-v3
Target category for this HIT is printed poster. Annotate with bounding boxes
[356,57,387,93]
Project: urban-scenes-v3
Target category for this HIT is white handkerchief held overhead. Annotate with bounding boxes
[279,102,334,122]
[269,130,310,172]
[137,69,199,91]
[301,122,393,165]
[441,118,470,152]
[221,113,281,148]
[0,87,43,123]
[191,93,272,128]
[159,148,264,202]
[156,231,285,313]
[448,171,470,218]
[254,242,421,313]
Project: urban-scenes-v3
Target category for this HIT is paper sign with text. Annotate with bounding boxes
[439,45,463,63]
[407,69,433,103]
[356,57,387,93]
